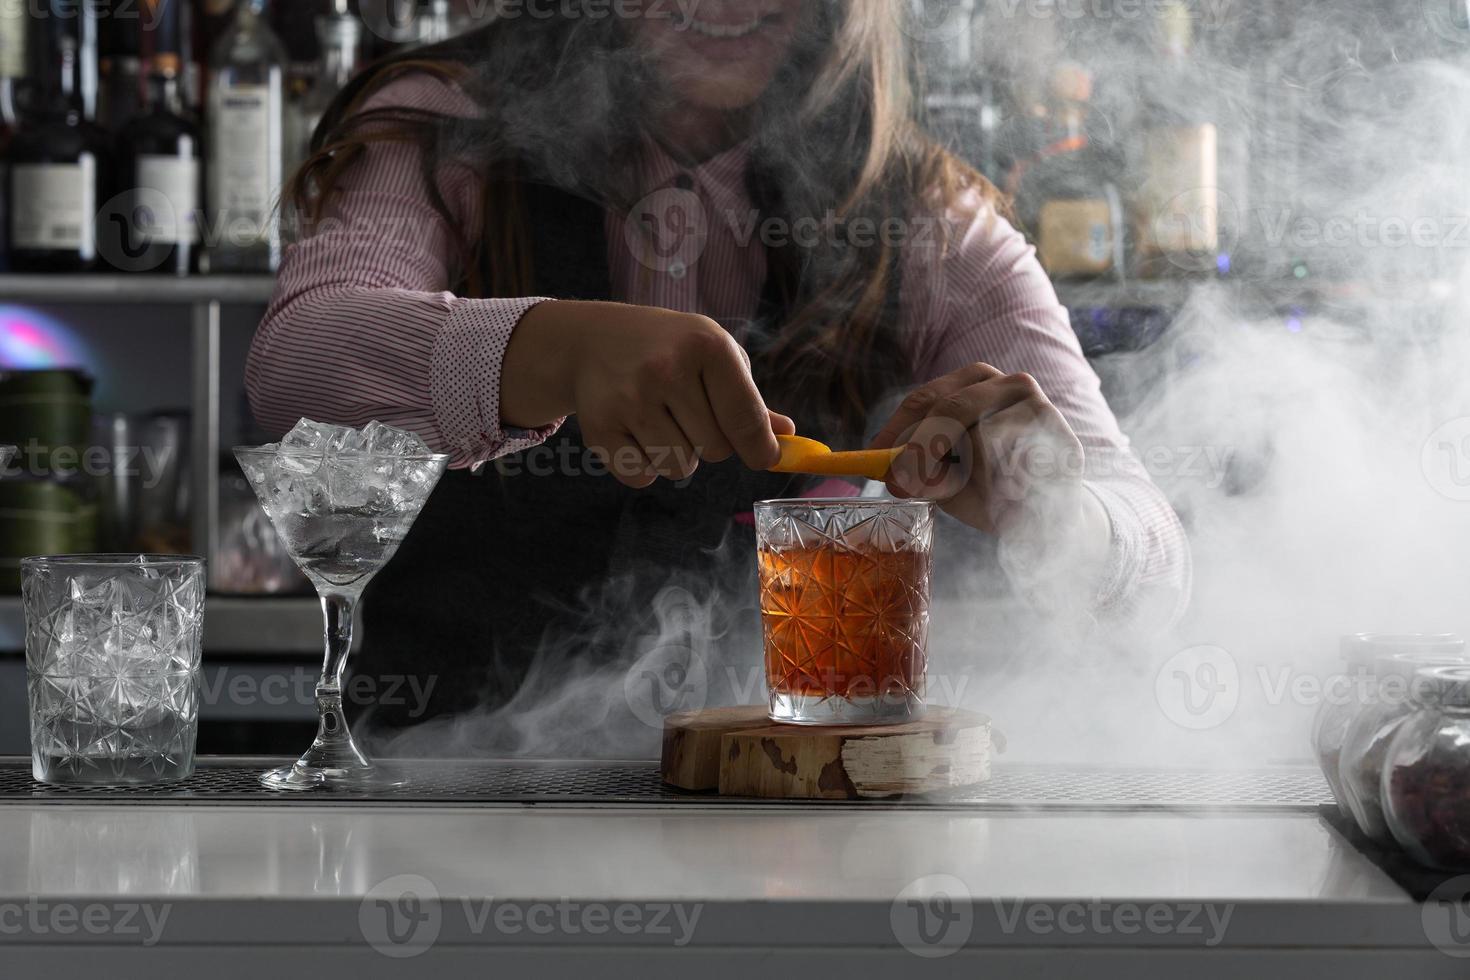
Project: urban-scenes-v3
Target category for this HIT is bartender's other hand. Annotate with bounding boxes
[502,300,793,488]
[869,362,1087,535]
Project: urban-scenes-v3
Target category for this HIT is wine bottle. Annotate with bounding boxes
[6,2,112,273]
[113,0,199,276]
[97,0,144,136]
[204,0,285,274]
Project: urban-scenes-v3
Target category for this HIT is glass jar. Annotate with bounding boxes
[1382,666,1470,871]
[1339,651,1468,841]
[1311,634,1462,818]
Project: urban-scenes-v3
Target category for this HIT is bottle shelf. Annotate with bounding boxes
[1053,277,1457,311]
[2,273,1450,312]
[0,274,276,306]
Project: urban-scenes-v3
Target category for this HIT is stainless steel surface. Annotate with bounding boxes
[0,800,1439,977]
[191,300,222,587]
[0,756,1334,810]
[0,274,276,304]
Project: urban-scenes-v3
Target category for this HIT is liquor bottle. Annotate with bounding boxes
[291,8,365,168]
[114,0,199,276]
[189,0,240,111]
[1131,0,1221,278]
[204,0,286,274]
[5,3,112,272]
[273,0,324,181]
[0,0,27,272]
[1012,64,1125,282]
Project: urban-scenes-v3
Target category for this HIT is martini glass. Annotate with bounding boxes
[234,445,448,791]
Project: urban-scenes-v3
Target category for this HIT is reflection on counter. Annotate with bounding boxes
[28,810,197,895]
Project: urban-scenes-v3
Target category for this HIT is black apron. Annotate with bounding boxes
[350,179,840,743]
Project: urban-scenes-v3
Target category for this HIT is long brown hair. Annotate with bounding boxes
[288,1,997,443]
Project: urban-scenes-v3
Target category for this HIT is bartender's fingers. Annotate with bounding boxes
[924,373,1042,431]
[884,373,1035,501]
[629,409,700,481]
[586,427,657,489]
[668,392,735,463]
[700,339,782,469]
[869,361,1005,451]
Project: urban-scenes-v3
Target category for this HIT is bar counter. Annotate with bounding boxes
[0,757,1463,977]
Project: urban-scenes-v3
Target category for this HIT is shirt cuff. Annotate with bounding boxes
[430,296,563,466]
[1083,480,1146,612]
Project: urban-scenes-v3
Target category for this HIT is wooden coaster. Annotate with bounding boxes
[661,705,994,800]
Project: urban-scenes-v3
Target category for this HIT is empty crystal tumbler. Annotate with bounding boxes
[755,499,935,725]
[22,555,205,785]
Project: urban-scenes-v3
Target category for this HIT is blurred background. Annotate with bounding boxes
[1,0,1468,757]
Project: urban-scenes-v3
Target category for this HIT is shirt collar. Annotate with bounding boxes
[637,138,754,232]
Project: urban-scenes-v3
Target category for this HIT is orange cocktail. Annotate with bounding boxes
[754,499,935,725]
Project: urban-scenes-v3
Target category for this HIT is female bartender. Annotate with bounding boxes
[246,1,1190,735]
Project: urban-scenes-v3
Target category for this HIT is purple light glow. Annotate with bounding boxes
[0,307,89,368]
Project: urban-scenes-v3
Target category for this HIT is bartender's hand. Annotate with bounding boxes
[502,300,794,488]
[870,362,1106,544]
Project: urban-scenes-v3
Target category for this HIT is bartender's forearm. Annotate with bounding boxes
[246,260,556,466]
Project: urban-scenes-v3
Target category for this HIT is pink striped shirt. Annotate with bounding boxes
[245,74,1190,621]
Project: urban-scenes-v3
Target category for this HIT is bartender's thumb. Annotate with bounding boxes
[768,411,797,436]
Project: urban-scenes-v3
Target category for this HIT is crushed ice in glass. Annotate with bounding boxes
[237,420,447,591]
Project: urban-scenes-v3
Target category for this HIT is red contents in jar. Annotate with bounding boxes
[1386,762,1470,870]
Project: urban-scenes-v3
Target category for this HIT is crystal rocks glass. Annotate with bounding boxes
[755,498,935,725]
[22,555,205,785]
[235,443,447,791]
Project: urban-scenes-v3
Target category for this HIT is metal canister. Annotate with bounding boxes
[0,369,95,473]
[0,479,99,592]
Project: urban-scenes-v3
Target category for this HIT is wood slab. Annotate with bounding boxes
[661,706,994,800]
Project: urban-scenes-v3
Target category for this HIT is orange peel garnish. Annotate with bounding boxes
[770,434,904,481]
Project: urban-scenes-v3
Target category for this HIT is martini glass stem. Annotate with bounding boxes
[300,588,371,770]
[316,590,355,741]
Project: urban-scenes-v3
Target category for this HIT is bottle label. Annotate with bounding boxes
[1038,199,1113,277]
[1139,124,1219,259]
[208,82,279,245]
[137,155,201,244]
[0,5,24,79]
[11,161,96,252]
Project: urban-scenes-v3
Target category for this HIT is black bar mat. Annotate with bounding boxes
[0,757,1333,810]
[1317,804,1467,901]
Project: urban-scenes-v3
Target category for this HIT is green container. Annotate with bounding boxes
[0,480,99,593]
[0,369,95,475]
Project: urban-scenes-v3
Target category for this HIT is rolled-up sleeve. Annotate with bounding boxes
[244,74,560,468]
[903,193,1192,626]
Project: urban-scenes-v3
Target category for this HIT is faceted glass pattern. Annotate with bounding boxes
[22,556,205,785]
[755,499,935,725]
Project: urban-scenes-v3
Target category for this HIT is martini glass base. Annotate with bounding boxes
[260,759,407,792]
